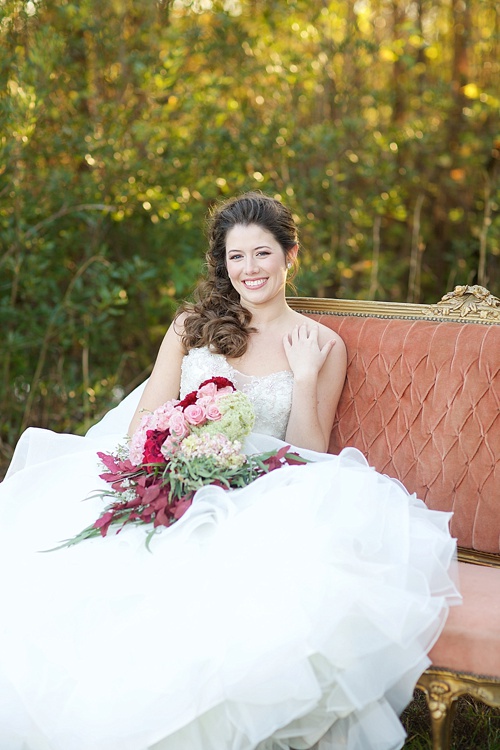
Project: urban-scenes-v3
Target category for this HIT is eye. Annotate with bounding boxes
[228,253,243,261]
[256,251,270,257]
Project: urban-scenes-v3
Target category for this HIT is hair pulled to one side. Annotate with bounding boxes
[179,192,298,358]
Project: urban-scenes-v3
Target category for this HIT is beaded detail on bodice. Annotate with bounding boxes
[180,347,294,441]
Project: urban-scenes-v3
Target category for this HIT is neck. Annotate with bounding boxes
[243,298,291,328]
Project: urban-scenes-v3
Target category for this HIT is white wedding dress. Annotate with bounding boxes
[0,347,460,750]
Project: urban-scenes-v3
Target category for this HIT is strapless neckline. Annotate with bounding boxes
[215,353,292,382]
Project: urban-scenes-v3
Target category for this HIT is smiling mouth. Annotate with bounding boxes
[243,278,267,288]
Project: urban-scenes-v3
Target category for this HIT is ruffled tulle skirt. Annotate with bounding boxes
[0,390,460,750]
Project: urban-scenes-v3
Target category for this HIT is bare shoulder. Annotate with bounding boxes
[172,310,188,335]
[293,310,346,351]
[161,311,188,351]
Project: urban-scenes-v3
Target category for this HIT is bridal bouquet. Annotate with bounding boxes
[58,377,306,548]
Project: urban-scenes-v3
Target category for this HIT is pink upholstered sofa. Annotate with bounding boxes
[290,284,500,750]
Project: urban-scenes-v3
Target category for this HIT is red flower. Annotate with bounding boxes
[178,390,198,409]
[143,429,169,466]
[199,376,235,391]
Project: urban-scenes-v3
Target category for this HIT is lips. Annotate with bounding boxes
[242,278,267,289]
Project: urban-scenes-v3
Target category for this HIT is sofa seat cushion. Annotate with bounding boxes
[428,562,500,677]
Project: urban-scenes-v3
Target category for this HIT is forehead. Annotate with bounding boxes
[225,223,279,251]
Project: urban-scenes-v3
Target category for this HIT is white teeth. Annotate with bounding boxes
[244,279,266,287]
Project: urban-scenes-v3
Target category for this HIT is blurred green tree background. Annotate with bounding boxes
[1,0,499,474]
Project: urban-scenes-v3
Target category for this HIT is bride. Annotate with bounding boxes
[0,192,460,750]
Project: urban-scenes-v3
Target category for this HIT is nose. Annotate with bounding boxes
[244,255,259,274]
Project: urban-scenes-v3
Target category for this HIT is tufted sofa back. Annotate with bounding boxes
[290,290,500,557]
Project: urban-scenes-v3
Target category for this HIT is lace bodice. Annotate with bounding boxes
[180,347,294,440]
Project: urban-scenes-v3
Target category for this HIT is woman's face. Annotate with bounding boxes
[225,223,296,308]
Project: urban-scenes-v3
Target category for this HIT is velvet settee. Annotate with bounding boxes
[289,284,500,750]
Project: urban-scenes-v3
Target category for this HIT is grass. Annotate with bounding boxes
[401,690,500,749]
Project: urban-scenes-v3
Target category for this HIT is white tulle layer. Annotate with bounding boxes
[0,392,460,750]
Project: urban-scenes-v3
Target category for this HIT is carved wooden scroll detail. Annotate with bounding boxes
[416,669,500,750]
[426,285,500,320]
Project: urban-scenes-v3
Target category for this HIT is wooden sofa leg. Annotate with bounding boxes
[427,693,457,750]
[416,674,458,750]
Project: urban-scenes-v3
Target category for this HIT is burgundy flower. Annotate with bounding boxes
[178,390,198,409]
[199,376,235,391]
[143,429,169,466]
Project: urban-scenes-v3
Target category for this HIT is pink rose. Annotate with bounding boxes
[194,395,211,409]
[165,400,180,415]
[197,382,217,399]
[206,401,222,421]
[169,411,189,438]
[218,386,234,397]
[184,403,207,426]
[153,401,180,430]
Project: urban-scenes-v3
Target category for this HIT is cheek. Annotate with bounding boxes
[275,259,288,277]
[225,261,238,282]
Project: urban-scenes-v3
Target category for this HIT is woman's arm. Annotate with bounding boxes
[283,324,347,453]
[127,315,187,437]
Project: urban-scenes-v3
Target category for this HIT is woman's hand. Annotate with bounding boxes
[282,322,346,452]
[283,324,336,383]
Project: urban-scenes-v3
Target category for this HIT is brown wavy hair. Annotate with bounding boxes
[179,191,299,357]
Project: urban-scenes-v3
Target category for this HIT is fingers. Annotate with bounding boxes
[321,337,336,356]
[283,324,337,378]
[319,337,336,366]
[283,325,336,358]
[286,323,319,344]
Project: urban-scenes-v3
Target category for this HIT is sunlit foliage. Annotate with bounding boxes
[1,0,499,471]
